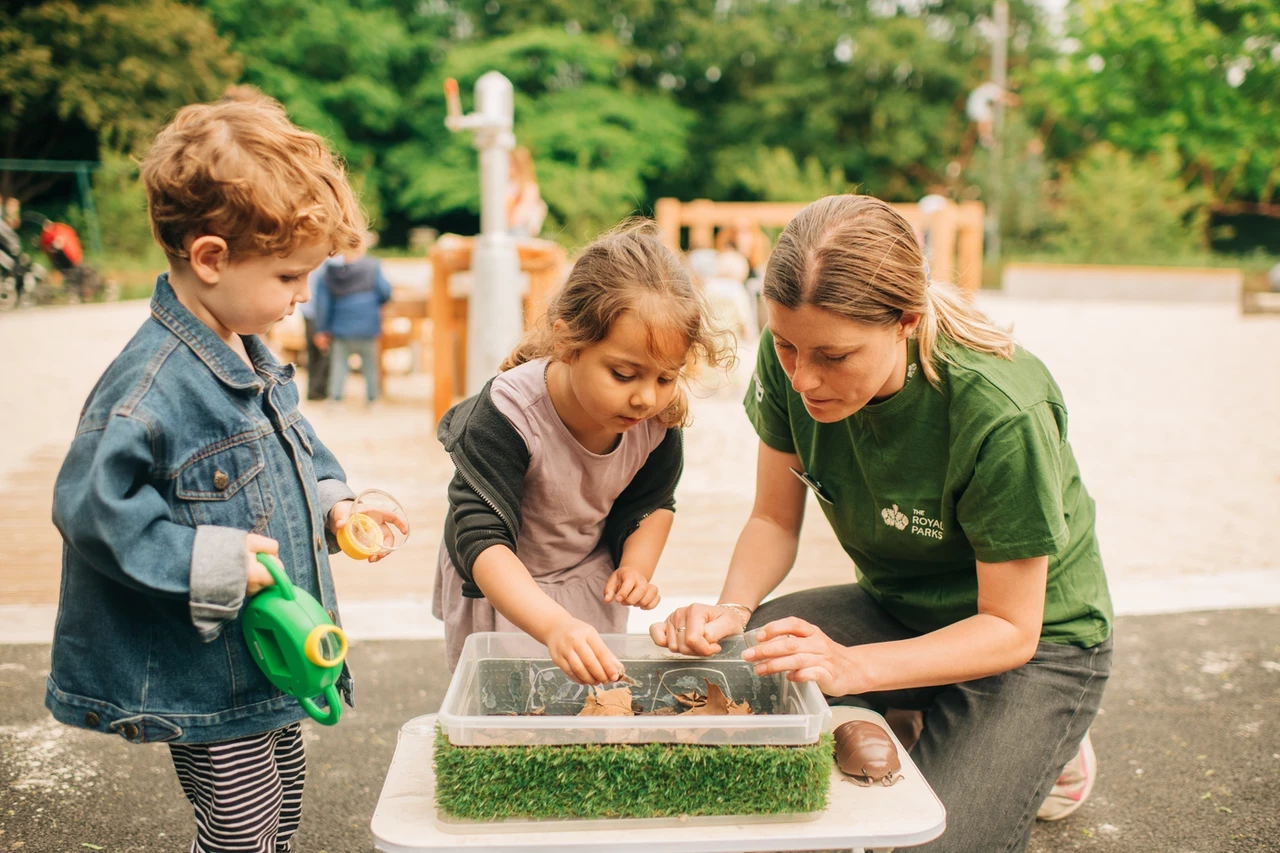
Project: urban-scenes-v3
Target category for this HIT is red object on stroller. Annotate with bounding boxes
[40,221,84,269]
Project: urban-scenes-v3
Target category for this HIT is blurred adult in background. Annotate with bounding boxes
[507,146,548,238]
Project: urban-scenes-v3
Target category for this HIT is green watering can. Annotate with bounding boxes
[242,553,348,726]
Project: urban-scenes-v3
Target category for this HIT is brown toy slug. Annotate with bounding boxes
[834,720,902,787]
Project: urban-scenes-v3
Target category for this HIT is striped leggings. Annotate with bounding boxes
[169,723,306,853]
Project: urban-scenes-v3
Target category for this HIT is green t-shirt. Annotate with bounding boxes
[745,329,1112,648]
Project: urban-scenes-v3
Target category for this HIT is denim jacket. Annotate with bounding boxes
[47,275,356,744]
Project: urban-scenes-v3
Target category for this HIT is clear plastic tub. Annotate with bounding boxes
[438,632,831,746]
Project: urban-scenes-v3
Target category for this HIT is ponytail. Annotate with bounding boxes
[915,279,1015,386]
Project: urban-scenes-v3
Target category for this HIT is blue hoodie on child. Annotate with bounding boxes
[313,256,392,339]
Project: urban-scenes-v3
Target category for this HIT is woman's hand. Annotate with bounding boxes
[649,603,747,656]
[545,617,623,686]
[327,499,408,563]
[741,617,867,696]
[603,565,660,609]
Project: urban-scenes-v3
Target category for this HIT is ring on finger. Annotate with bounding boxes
[676,627,686,632]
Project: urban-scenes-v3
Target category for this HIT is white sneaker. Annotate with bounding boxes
[1037,730,1097,821]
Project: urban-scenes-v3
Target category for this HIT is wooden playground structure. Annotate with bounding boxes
[654,197,985,293]
[429,235,567,420]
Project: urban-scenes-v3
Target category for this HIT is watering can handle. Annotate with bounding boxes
[299,686,342,727]
[255,553,295,601]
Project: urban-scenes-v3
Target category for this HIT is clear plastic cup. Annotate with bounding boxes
[335,488,410,560]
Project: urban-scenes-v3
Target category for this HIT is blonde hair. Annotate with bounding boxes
[140,90,364,260]
[763,194,1013,386]
[501,219,736,428]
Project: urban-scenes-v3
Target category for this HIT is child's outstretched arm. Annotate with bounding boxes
[603,509,671,610]
[472,544,624,686]
[601,427,683,611]
[52,413,276,642]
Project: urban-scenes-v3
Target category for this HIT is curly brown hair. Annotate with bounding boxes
[140,90,364,261]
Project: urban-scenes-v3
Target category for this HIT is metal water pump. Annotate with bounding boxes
[444,72,525,394]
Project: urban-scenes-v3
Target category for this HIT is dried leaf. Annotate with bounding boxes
[681,680,753,716]
[578,686,634,716]
[675,691,706,708]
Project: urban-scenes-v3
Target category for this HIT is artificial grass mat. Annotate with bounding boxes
[434,726,834,820]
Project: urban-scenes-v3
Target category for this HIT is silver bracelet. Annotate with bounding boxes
[716,602,754,630]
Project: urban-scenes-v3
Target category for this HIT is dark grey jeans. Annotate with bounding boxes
[750,584,1112,853]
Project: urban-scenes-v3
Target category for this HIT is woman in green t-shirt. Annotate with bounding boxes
[653,195,1113,852]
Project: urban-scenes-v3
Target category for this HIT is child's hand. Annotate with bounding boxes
[545,618,624,686]
[327,499,408,563]
[313,332,331,351]
[245,533,280,595]
[604,566,661,610]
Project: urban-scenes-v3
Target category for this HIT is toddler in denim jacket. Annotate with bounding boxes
[47,90,393,852]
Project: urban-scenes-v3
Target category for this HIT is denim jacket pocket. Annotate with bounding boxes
[176,441,274,531]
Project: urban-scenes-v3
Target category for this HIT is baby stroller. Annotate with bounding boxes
[37,217,115,304]
[0,218,47,311]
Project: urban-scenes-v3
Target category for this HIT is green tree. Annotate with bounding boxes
[0,0,239,199]
[390,27,691,244]
[1029,0,1280,217]
[471,0,1056,203]
[199,0,450,228]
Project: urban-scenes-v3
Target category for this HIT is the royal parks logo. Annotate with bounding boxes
[881,504,945,540]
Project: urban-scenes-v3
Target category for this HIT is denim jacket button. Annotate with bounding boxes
[213,470,230,490]
[84,712,99,727]
[122,723,140,739]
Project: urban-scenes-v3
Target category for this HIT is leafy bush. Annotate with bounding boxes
[1045,142,1209,264]
[712,145,852,203]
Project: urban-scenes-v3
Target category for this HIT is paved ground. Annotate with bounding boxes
[2,292,1279,850]
[2,608,1279,852]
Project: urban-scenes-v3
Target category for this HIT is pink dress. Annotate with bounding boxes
[432,358,668,669]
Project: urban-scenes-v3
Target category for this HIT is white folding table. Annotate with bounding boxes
[371,706,945,852]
